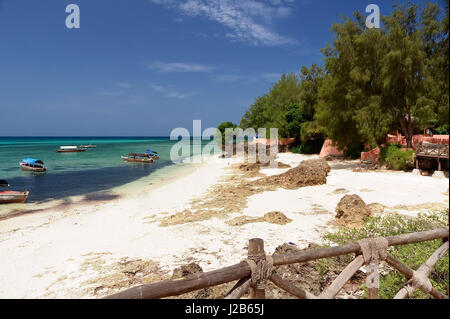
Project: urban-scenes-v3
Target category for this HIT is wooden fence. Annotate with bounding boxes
[105,227,449,299]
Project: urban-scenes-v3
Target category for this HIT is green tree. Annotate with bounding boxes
[240,67,326,143]
[297,64,326,141]
[263,73,300,138]
[285,103,303,140]
[315,16,369,151]
[241,2,448,150]
[382,4,436,147]
[240,95,270,131]
[240,73,300,138]
[421,1,449,129]
[214,122,238,146]
[316,3,447,149]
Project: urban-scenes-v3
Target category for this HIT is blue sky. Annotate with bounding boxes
[0,0,440,136]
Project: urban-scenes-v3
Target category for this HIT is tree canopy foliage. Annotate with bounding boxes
[240,66,324,143]
[214,121,238,146]
[239,1,449,152]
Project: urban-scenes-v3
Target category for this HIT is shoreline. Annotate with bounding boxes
[0,153,448,298]
[0,158,202,221]
[0,154,233,298]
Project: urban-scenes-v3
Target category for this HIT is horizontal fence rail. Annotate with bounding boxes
[105,227,449,300]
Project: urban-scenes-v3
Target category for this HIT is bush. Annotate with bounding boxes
[214,122,238,146]
[289,144,302,154]
[379,143,415,170]
[435,124,449,135]
[289,138,324,154]
[321,210,449,299]
[343,143,365,159]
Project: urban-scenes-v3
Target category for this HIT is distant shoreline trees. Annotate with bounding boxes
[238,1,449,153]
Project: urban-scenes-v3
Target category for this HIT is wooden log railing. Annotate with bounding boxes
[105,227,449,300]
[416,143,449,158]
[415,142,449,171]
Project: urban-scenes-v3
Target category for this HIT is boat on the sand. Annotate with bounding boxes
[0,180,29,204]
[19,158,47,172]
[56,146,86,153]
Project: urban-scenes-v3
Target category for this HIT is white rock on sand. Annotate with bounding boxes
[0,153,448,298]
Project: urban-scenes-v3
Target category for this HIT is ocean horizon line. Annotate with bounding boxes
[0,136,172,138]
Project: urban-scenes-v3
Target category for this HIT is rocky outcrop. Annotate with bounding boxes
[335,194,372,228]
[261,159,331,189]
[238,158,291,173]
[225,211,292,226]
[171,263,203,279]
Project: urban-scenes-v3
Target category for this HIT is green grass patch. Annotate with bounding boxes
[318,210,449,299]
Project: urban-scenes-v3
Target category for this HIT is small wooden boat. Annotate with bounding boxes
[0,190,29,204]
[0,180,29,204]
[146,150,159,159]
[56,146,86,153]
[19,158,47,172]
[121,153,154,163]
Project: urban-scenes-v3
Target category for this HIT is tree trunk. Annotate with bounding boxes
[405,124,414,148]
[403,78,413,149]
[398,114,410,147]
[405,112,414,149]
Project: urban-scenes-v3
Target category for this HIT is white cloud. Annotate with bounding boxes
[213,72,283,83]
[276,6,292,18]
[147,61,215,73]
[166,91,193,99]
[149,83,166,92]
[150,0,297,46]
[115,82,132,89]
[149,82,194,99]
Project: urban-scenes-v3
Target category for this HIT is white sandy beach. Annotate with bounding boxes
[0,153,448,298]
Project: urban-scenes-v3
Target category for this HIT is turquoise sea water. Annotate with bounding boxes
[0,137,197,203]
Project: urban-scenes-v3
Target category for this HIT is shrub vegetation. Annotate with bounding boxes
[320,210,449,299]
[379,143,415,170]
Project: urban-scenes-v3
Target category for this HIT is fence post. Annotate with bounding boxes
[248,238,266,299]
[367,262,379,299]
[368,287,379,299]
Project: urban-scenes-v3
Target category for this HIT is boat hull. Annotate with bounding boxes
[20,163,46,172]
[121,156,154,163]
[0,190,29,204]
